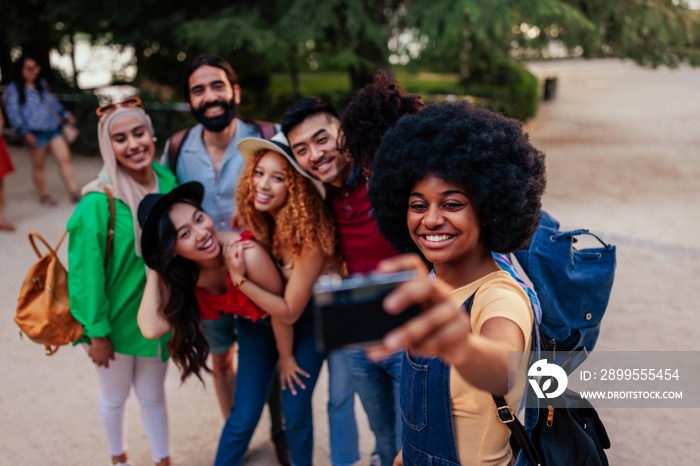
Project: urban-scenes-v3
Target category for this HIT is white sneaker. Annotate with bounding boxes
[369,451,381,466]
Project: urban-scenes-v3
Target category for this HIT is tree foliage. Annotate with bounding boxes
[1,0,698,91]
[405,0,699,84]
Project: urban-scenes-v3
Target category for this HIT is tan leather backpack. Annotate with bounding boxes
[14,186,115,355]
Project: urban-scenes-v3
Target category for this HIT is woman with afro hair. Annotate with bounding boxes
[366,101,546,466]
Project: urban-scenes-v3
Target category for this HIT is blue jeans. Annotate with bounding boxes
[347,349,402,466]
[214,311,324,466]
[327,349,360,465]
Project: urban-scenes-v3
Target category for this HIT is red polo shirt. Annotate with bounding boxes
[327,168,399,275]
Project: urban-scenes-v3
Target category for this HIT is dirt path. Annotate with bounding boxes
[1,58,699,465]
[525,59,700,465]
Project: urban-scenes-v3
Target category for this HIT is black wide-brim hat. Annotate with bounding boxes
[138,181,205,268]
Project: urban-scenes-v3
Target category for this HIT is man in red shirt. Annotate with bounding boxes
[282,97,401,466]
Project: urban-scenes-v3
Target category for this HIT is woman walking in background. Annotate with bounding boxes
[3,54,80,206]
[67,98,176,466]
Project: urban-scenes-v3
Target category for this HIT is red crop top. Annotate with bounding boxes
[194,231,266,322]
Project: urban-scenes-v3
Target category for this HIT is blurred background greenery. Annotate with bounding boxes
[2,0,699,155]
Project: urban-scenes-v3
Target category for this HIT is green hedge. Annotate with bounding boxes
[460,62,539,122]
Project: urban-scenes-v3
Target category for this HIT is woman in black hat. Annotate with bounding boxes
[139,128,337,466]
[136,181,285,384]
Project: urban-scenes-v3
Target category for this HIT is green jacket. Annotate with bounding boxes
[67,162,177,360]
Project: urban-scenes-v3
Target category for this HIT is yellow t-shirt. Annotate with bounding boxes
[449,270,533,466]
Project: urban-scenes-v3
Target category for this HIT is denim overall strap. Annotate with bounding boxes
[400,351,462,465]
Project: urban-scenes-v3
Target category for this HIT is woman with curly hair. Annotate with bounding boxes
[338,69,424,177]
[333,71,425,466]
[366,101,546,466]
[207,132,336,466]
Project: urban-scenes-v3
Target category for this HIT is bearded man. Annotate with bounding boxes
[162,55,288,465]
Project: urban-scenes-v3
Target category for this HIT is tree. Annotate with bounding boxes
[1,0,64,86]
[4,0,698,95]
[570,0,700,67]
[288,0,401,89]
[406,0,700,85]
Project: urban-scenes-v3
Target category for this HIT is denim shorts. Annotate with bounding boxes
[202,312,237,355]
[28,128,62,149]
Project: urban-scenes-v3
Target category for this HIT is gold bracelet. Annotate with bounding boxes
[233,277,247,288]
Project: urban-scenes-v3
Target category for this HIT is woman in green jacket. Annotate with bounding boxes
[67,98,177,466]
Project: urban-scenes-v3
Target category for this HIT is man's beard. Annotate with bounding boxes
[191,98,237,133]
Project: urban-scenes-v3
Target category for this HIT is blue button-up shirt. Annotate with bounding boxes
[163,119,280,231]
[2,80,68,137]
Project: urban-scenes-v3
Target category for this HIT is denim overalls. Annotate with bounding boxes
[401,254,542,466]
[400,350,463,465]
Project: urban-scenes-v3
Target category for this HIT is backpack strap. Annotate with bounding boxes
[463,293,543,466]
[167,127,191,172]
[254,120,277,140]
[28,230,67,259]
[492,394,542,466]
[103,185,115,267]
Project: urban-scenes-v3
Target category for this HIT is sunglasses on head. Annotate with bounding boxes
[95,97,143,117]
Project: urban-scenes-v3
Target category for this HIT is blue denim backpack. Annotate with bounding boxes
[513,210,616,353]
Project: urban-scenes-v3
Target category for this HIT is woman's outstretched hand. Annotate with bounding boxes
[366,254,472,367]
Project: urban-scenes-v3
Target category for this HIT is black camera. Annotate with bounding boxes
[312,270,422,352]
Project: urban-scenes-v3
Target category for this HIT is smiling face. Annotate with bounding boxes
[407,175,488,271]
[109,115,155,176]
[21,58,40,84]
[169,202,219,262]
[252,151,290,216]
[188,65,240,132]
[287,113,350,187]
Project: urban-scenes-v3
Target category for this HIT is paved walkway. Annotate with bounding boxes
[1,58,699,465]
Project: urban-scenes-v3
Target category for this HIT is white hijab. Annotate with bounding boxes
[82,106,156,256]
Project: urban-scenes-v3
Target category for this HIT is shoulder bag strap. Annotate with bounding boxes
[167,127,191,172]
[464,292,543,466]
[103,186,115,267]
[492,394,542,466]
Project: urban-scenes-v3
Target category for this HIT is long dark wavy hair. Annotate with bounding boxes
[148,198,212,382]
[11,54,45,106]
